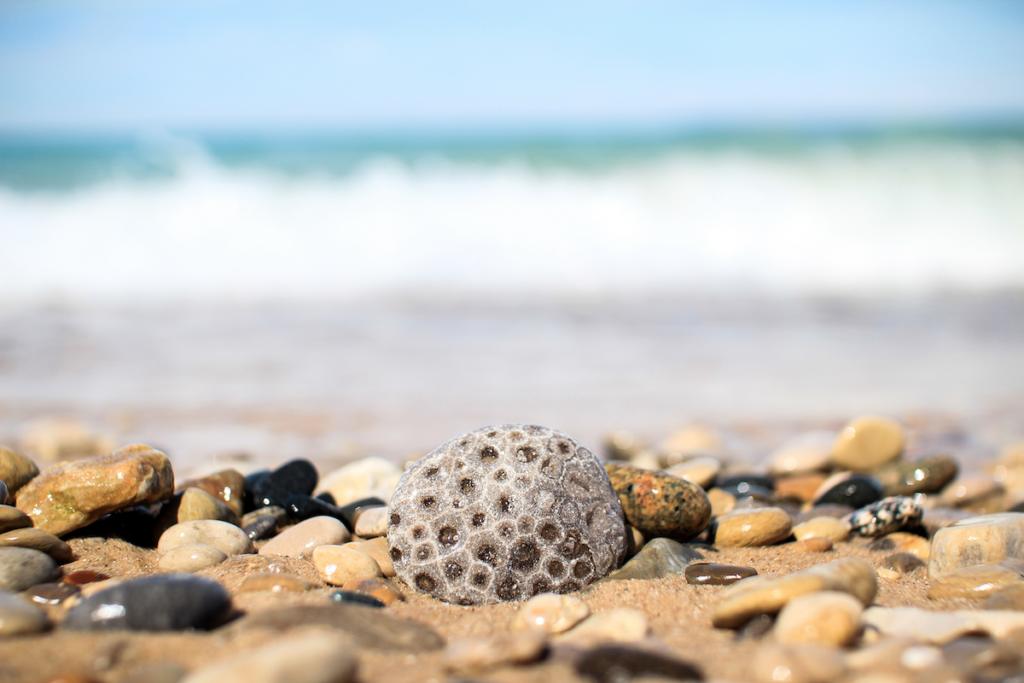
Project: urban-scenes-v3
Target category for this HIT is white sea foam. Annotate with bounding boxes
[2,138,1023,303]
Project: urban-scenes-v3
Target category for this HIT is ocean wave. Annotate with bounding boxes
[2,137,1023,303]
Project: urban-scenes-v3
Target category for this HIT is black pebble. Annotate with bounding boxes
[316,491,337,505]
[718,473,775,491]
[242,515,278,541]
[575,645,702,682]
[62,575,232,632]
[815,475,882,509]
[329,590,385,608]
[0,480,7,505]
[243,470,271,512]
[285,494,350,528]
[251,460,318,508]
[339,496,388,528]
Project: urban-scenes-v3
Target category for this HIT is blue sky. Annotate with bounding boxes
[2,0,1024,132]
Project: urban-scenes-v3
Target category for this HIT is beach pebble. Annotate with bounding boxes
[259,515,349,558]
[876,567,900,581]
[0,590,48,635]
[312,544,382,586]
[340,577,404,605]
[15,444,174,537]
[343,537,395,577]
[984,583,1024,610]
[927,564,1024,599]
[605,463,710,541]
[250,459,318,509]
[512,593,590,633]
[328,590,384,608]
[707,488,736,516]
[316,456,404,507]
[685,563,757,586]
[176,469,245,517]
[61,570,109,586]
[767,432,834,476]
[791,537,833,553]
[775,474,829,503]
[773,590,863,647]
[237,571,315,593]
[158,520,253,557]
[812,472,883,509]
[921,507,974,537]
[24,582,78,605]
[556,608,650,646]
[353,505,388,537]
[0,527,72,563]
[0,447,40,499]
[943,636,1024,682]
[869,532,930,560]
[574,645,703,683]
[180,633,356,683]
[928,512,1024,580]
[792,517,850,542]
[0,547,57,591]
[442,631,547,674]
[0,506,32,535]
[602,537,704,582]
[750,644,847,683]
[154,489,239,539]
[389,425,627,605]
[337,496,386,527]
[830,416,905,471]
[875,455,959,497]
[241,505,288,528]
[283,494,350,524]
[844,496,923,537]
[665,456,721,489]
[714,507,792,547]
[712,558,877,629]
[242,515,277,541]
[885,553,925,574]
[0,481,6,505]
[62,575,231,631]
[938,474,1004,510]
[861,606,1024,643]
[157,544,227,573]
[658,425,722,466]
[231,604,444,652]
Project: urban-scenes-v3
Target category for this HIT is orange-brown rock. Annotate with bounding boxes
[605,463,711,541]
[176,469,245,516]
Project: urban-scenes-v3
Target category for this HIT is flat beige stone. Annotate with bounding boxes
[927,564,1023,599]
[792,517,850,542]
[353,506,388,538]
[830,416,905,471]
[158,520,253,557]
[442,631,546,674]
[157,544,227,573]
[712,558,876,628]
[928,513,1024,580]
[707,488,736,516]
[554,607,650,646]
[312,545,382,586]
[259,516,350,558]
[665,456,721,490]
[862,606,1024,643]
[773,591,863,647]
[715,507,792,547]
[767,432,834,476]
[511,593,590,634]
[180,633,356,683]
[315,457,403,507]
[238,572,315,593]
[938,475,1004,509]
[342,537,394,577]
[749,644,847,683]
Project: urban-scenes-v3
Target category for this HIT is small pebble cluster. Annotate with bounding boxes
[1,416,1024,683]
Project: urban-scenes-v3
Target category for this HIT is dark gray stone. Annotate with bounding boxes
[0,547,58,591]
[575,645,702,682]
[814,474,882,509]
[62,575,231,631]
[601,538,704,582]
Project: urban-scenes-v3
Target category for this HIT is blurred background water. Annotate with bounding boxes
[1,2,1023,471]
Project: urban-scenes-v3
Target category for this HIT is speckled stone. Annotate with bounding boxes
[684,563,757,586]
[664,456,721,490]
[340,577,404,605]
[157,544,227,573]
[15,444,174,537]
[886,553,925,574]
[844,496,923,537]
[712,558,877,629]
[605,463,711,541]
[179,634,356,683]
[927,564,1024,599]
[238,571,315,594]
[601,537,704,582]
[259,516,350,558]
[62,575,231,631]
[176,469,245,517]
[812,472,883,509]
[0,527,73,563]
[791,517,850,543]
[511,592,590,633]
[0,447,40,499]
[0,590,48,635]
[875,455,959,497]
[0,547,57,591]
[830,416,905,471]
[929,513,1024,580]
[714,507,792,547]
[157,520,254,557]
[773,591,863,647]
[388,425,627,605]
[312,545,382,586]
[442,631,547,675]
[555,608,651,646]
[0,506,32,535]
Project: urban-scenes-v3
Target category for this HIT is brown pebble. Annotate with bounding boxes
[775,474,829,503]
[342,536,394,577]
[341,577,405,605]
[176,468,246,516]
[886,552,925,574]
[685,563,757,586]
[928,565,1024,600]
[984,584,1024,611]
[61,570,109,585]
[792,537,833,553]
[0,528,73,563]
[237,571,315,594]
[23,581,79,605]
